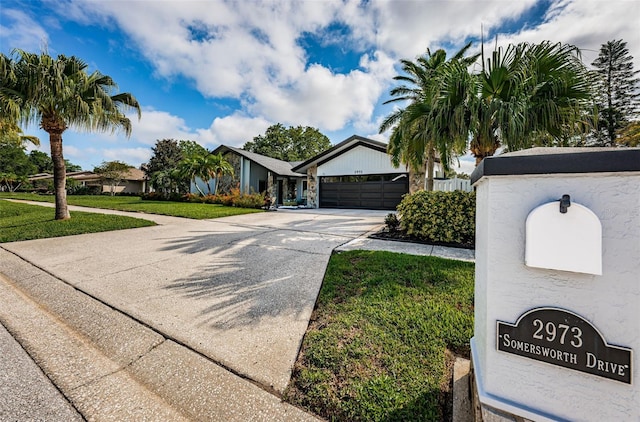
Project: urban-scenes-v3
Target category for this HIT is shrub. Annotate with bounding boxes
[202,194,220,204]
[140,188,265,209]
[68,185,97,195]
[384,213,400,231]
[233,192,265,209]
[141,191,162,200]
[218,187,240,206]
[184,193,202,203]
[397,190,475,246]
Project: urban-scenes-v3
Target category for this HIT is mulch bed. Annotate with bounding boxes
[369,228,475,250]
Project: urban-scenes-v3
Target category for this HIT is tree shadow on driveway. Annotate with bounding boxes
[159,227,339,330]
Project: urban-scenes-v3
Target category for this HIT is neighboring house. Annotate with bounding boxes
[29,168,148,194]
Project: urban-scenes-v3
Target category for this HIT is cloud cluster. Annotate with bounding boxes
[3,0,640,171]
[0,9,49,52]
[60,0,552,131]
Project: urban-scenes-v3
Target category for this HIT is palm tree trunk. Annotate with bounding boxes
[49,132,70,220]
[214,173,220,195]
[193,178,205,196]
[426,147,435,191]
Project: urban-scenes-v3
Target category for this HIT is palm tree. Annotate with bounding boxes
[380,43,477,190]
[178,154,209,196]
[0,120,40,147]
[0,50,140,219]
[448,41,593,164]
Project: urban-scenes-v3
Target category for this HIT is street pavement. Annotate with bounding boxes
[0,202,474,420]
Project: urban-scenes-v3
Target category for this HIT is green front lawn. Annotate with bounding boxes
[0,200,156,243]
[0,193,263,219]
[286,250,474,421]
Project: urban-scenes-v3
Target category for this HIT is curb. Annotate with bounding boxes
[0,248,319,421]
[452,357,474,422]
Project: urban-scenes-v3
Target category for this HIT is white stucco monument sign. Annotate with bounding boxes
[470,148,640,422]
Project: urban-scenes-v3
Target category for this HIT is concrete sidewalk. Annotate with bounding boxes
[0,202,474,420]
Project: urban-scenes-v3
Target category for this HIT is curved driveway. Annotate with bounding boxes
[2,207,387,393]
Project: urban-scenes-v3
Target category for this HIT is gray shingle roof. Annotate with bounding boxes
[214,145,306,177]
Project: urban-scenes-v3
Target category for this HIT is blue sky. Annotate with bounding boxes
[2,0,639,174]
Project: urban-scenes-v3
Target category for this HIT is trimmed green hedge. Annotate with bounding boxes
[397,190,475,247]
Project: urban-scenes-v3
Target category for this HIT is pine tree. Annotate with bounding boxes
[591,40,640,146]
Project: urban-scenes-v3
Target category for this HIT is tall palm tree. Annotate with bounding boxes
[0,50,140,219]
[451,41,593,164]
[380,43,477,190]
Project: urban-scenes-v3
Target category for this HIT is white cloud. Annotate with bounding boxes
[128,108,198,145]
[364,0,539,59]
[455,154,477,176]
[250,51,396,131]
[130,108,274,149]
[0,9,49,52]
[101,147,152,166]
[493,0,640,70]
[64,145,151,168]
[68,0,394,132]
[198,114,272,148]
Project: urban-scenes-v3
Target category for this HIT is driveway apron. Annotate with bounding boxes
[1,209,385,393]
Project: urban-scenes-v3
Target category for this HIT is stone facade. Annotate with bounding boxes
[218,152,241,194]
[266,172,275,208]
[307,164,318,208]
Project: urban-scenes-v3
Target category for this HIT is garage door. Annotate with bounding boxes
[319,174,408,210]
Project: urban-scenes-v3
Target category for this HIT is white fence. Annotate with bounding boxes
[433,177,473,192]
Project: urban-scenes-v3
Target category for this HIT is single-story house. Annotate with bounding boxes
[29,168,148,194]
[196,135,445,210]
[192,145,308,205]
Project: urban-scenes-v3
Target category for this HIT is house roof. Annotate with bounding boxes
[28,168,146,182]
[292,135,389,173]
[28,171,93,181]
[213,145,306,178]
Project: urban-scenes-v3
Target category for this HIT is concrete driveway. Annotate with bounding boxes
[2,207,387,393]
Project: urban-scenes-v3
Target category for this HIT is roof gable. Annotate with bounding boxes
[316,144,402,176]
[292,135,389,173]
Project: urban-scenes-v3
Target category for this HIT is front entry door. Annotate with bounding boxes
[277,180,283,205]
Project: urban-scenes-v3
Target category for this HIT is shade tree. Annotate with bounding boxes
[243,124,331,162]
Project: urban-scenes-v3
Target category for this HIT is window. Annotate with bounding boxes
[320,174,407,183]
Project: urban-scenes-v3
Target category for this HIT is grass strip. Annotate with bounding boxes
[286,250,474,421]
[0,200,156,243]
[0,193,263,219]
